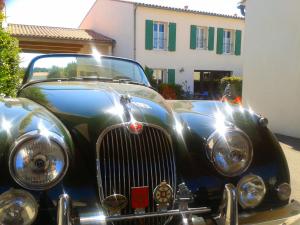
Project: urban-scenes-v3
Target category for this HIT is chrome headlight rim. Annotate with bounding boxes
[9,130,69,191]
[0,188,39,225]
[237,174,266,209]
[206,127,253,177]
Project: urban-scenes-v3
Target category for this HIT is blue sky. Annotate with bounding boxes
[6,0,242,28]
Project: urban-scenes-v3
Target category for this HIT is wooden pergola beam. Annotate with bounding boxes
[20,45,82,52]
[19,40,83,48]
[21,48,79,54]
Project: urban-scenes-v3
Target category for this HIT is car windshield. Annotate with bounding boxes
[28,55,149,85]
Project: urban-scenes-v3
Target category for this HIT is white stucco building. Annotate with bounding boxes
[80,0,245,97]
[242,0,300,138]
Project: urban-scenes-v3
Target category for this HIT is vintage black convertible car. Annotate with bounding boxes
[0,54,299,225]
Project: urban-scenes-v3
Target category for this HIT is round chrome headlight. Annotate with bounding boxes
[237,175,266,209]
[0,189,38,225]
[9,131,69,190]
[207,128,253,177]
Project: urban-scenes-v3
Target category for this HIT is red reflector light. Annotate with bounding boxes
[131,186,149,209]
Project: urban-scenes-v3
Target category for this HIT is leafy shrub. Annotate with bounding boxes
[144,66,185,99]
[220,76,243,97]
[158,83,184,100]
[0,13,21,97]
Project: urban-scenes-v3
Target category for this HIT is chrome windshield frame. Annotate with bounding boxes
[22,53,151,87]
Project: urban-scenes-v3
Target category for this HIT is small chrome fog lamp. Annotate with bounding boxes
[0,189,38,225]
[237,175,266,209]
[277,183,291,201]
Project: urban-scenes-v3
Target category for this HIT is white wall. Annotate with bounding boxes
[80,0,135,58]
[135,7,245,91]
[243,0,300,138]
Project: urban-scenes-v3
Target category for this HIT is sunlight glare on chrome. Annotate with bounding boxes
[1,117,12,132]
[248,107,254,115]
[38,121,51,139]
[105,104,124,119]
[239,105,245,113]
[173,112,183,137]
[225,102,233,115]
[214,111,227,136]
[182,217,188,225]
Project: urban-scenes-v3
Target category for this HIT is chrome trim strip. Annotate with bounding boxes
[57,194,72,225]
[79,207,211,224]
[8,130,69,191]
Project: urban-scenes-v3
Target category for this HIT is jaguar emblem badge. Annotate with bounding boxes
[128,121,143,134]
[153,181,173,212]
[102,194,128,216]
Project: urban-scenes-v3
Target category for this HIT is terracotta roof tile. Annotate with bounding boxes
[7,24,114,43]
[113,0,244,20]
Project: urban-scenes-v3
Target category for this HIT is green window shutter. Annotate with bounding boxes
[235,30,242,55]
[208,27,215,51]
[168,23,176,51]
[216,28,224,54]
[190,25,197,49]
[145,20,153,50]
[168,69,175,84]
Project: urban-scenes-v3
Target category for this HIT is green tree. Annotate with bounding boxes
[144,66,156,87]
[0,12,21,97]
[64,62,77,78]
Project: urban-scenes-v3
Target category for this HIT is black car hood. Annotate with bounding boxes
[19,81,176,143]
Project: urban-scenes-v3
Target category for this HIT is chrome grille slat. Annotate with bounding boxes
[96,124,176,224]
[112,130,116,194]
[123,128,131,211]
[119,128,126,204]
[150,128,162,183]
[147,127,158,190]
[133,134,140,186]
[161,130,173,187]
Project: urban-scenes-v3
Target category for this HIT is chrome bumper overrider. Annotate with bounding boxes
[57,184,300,225]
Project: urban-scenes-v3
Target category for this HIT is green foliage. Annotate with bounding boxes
[0,14,21,97]
[144,66,156,87]
[220,76,243,97]
[47,62,77,79]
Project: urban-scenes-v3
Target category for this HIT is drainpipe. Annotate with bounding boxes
[133,4,137,60]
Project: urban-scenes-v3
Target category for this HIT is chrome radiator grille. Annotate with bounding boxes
[96,124,176,216]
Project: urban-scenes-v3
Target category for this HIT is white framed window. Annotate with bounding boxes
[153,22,167,50]
[196,26,208,49]
[153,69,168,84]
[223,29,235,54]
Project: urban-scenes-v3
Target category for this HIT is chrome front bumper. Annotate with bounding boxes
[57,184,300,225]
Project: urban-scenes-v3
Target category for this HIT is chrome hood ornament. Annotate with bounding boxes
[176,183,193,211]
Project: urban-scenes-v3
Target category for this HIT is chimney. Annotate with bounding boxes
[184,5,188,10]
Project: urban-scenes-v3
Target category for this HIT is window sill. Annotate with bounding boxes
[152,48,168,52]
